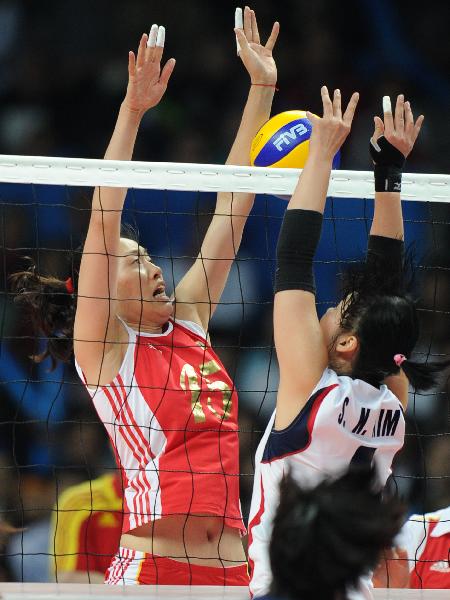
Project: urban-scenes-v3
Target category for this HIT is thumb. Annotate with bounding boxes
[372,115,384,142]
[306,110,320,125]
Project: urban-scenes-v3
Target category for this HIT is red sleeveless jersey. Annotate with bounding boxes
[402,510,450,588]
[76,318,244,535]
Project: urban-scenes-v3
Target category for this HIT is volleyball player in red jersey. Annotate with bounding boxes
[12,7,279,586]
[373,507,450,589]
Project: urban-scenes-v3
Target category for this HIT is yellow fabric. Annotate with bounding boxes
[49,473,122,574]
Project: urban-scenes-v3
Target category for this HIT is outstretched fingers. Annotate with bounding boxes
[321,86,333,118]
[243,5,253,41]
[320,87,359,124]
[250,8,260,44]
[394,94,405,134]
[333,89,342,119]
[235,27,251,54]
[128,51,136,78]
[152,26,166,64]
[413,113,425,143]
[136,33,148,70]
[404,99,424,141]
[265,21,280,51]
[383,95,395,136]
[342,92,359,126]
[372,115,385,142]
[159,58,176,87]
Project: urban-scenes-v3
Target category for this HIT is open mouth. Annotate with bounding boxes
[153,284,169,300]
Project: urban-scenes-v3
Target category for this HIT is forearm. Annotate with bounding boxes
[287,152,333,214]
[80,102,143,319]
[212,85,276,249]
[226,84,275,166]
[92,102,143,216]
[370,191,404,240]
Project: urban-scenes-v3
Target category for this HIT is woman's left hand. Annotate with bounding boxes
[123,26,176,116]
[307,86,359,162]
[235,6,279,86]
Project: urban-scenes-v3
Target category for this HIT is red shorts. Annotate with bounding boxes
[105,547,249,586]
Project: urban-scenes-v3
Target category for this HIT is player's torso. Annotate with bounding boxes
[93,320,239,461]
[89,319,243,531]
[247,369,405,596]
[257,369,405,490]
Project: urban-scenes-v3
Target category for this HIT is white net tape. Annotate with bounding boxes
[0,154,449,201]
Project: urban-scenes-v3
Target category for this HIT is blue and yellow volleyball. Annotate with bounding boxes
[250,110,340,169]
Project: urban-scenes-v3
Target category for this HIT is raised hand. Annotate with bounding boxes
[124,25,176,115]
[307,86,359,162]
[372,95,424,158]
[235,6,279,85]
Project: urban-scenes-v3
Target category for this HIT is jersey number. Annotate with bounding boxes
[180,360,232,423]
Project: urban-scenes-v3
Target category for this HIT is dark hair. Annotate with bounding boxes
[269,466,405,600]
[339,253,450,391]
[9,223,139,370]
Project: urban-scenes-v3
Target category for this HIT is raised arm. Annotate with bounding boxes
[274,87,359,429]
[174,7,280,330]
[368,94,424,408]
[74,28,175,382]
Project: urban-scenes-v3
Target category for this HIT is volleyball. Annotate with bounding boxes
[250,110,341,169]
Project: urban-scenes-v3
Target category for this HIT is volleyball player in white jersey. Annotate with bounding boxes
[247,90,449,598]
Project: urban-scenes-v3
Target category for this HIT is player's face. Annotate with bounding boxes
[116,238,174,325]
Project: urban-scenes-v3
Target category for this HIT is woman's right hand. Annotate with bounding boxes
[372,94,424,159]
[123,26,176,116]
[307,86,359,163]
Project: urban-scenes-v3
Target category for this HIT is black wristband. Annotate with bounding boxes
[373,165,402,193]
[275,209,323,295]
[370,136,405,193]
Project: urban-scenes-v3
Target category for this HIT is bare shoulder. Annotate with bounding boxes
[75,316,129,388]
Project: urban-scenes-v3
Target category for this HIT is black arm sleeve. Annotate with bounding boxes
[366,235,404,278]
[275,209,323,295]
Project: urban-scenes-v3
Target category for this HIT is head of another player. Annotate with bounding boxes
[319,259,449,391]
[9,225,172,370]
[269,465,405,600]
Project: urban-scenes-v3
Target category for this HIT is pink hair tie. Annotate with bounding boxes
[393,354,406,367]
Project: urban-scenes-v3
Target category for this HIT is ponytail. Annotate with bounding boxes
[399,357,450,392]
[9,261,76,370]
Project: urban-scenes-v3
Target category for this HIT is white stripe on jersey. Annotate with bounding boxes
[75,324,167,532]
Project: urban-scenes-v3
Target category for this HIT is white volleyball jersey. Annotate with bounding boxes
[248,367,405,599]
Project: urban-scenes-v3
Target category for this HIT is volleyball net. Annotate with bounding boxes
[0,156,448,588]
